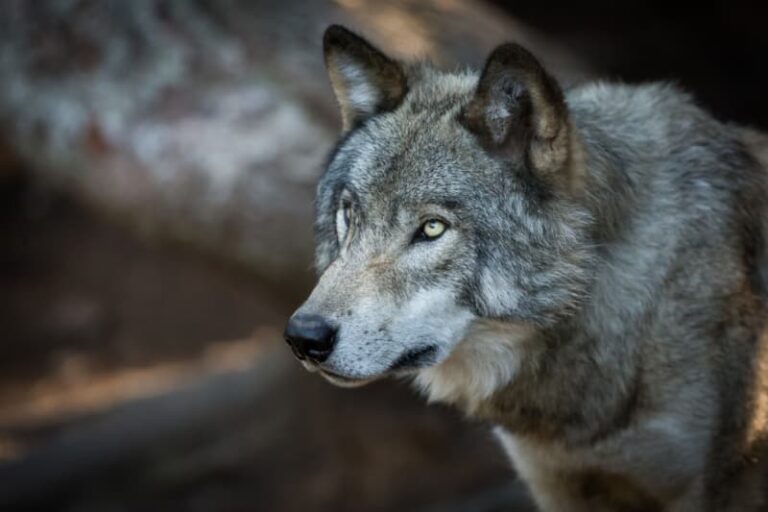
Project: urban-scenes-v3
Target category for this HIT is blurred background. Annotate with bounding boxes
[0,1,766,510]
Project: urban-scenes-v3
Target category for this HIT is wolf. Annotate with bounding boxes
[284,25,768,511]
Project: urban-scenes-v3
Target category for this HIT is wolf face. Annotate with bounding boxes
[285,26,593,387]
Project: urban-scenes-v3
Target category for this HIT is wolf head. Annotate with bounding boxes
[285,26,592,390]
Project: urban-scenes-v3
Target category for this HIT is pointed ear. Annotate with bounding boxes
[460,43,570,177]
[323,25,407,132]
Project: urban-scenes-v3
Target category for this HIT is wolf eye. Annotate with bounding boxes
[336,202,352,241]
[414,219,447,243]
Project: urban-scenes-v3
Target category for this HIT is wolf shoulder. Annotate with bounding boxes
[568,80,768,286]
[566,81,766,167]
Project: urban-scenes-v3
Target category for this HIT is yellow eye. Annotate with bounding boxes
[422,219,446,239]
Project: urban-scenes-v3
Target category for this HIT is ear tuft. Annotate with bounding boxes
[460,43,570,177]
[323,25,407,132]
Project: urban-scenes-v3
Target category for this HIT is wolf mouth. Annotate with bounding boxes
[318,368,373,388]
[388,345,439,372]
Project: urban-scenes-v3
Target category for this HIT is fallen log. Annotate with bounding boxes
[0,0,589,290]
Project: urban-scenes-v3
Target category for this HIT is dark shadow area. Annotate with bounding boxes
[492,0,768,129]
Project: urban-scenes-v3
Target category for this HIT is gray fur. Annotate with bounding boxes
[288,25,768,510]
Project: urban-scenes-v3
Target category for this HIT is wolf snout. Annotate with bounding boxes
[283,313,337,363]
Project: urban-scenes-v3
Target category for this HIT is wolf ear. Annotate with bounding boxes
[323,25,407,132]
[460,43,570,177]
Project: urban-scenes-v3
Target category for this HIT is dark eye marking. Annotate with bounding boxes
[441,200,462,210]
[342,200,352,226]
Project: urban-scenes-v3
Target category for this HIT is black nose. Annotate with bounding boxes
[284,314,337,362]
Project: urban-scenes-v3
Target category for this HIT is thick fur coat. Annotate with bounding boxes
[285,25,768,511]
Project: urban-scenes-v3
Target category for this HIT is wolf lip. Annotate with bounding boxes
[319,368,353,380]
[318,368,372,388]
[388,345,439,372]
